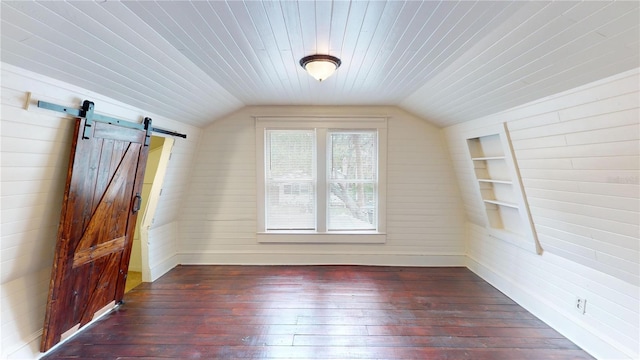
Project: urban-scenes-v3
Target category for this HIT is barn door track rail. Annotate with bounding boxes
[37,99,187,143]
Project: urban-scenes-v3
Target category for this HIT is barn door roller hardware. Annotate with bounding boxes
[37,100,187,144]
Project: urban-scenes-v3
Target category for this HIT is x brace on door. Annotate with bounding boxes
[37,99,187,145]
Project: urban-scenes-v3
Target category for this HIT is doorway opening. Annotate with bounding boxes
[125,136,174,292]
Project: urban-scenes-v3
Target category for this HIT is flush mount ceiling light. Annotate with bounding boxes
[299,54,341,81]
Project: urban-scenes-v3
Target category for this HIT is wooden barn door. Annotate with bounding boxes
[41,114,150,352]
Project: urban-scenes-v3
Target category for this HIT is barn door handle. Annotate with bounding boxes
[132,193,142,213]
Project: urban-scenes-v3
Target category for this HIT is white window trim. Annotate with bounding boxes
[256,116,387,244]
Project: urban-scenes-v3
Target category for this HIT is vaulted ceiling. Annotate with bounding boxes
[1,1,638,128]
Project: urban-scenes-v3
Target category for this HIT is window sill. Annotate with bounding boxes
[257,232,386,244]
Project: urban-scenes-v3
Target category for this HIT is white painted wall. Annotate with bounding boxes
[178,106,467,266]
[444,68,639,359]
[0,63,200,359]
[3,59,636,360]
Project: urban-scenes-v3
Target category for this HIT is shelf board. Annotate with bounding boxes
[466,125,542,256]
[477,178,513,185]
[471,156,506,161]
[484,199,518,208]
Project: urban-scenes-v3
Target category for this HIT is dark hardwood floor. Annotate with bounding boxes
[42,265,594,359]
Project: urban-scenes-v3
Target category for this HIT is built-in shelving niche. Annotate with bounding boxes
[466,123,542,255]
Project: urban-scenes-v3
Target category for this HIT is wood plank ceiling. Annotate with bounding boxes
[1,1,638,127]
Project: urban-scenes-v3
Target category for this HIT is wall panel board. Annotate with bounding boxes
[178,106,467,265]
[444,68,639,359]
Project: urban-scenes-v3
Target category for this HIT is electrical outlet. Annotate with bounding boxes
[575,297,587,314]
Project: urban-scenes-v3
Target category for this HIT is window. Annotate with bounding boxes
[256,117,387,243]
[327,131,377,231]
[265,129,315,230]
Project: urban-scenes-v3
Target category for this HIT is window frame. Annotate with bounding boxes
[256,117,387,244]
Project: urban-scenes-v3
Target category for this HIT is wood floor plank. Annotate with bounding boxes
[41,265,594,360]
[291,334,580,349]
[42,345,595,359]
[366,324,566,338]
[82,323,371,336]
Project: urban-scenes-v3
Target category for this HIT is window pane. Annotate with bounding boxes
[329,132,376,180]
[328,182,376,230]
[266,130,316,230]
[328,130,377,231]
[267,181,315,230]
[267,130,314,179]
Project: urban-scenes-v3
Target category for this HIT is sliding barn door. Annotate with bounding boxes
[41,117,150,352]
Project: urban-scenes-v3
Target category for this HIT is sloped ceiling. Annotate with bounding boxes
[1,1,638,128]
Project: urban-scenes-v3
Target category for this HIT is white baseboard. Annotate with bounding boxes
[11,302,118,359]
[148,254,178,281]
[466,256,633,360]
[177,251,466,267]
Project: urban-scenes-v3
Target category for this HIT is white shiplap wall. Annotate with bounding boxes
[0,63,200,359]
[444,68,639,359]
[178,106,466,265]
[147,222,180,282]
